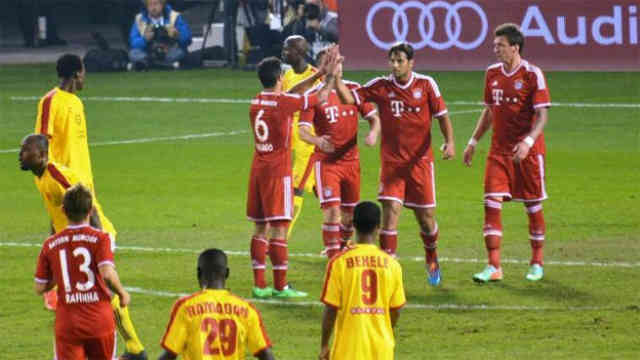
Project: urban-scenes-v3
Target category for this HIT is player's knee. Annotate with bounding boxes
[323,206,341,223]
[254,222,268,237]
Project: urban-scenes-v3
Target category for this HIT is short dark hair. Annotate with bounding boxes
[23,133,48,152]
[257,57,282,88]
[388,42,414,60]
[63,184,93,223]
[353,201,381,235]
[495,23,524,54]
[198,249,228,283]
[305,3,320,20]
[56,54,83,79]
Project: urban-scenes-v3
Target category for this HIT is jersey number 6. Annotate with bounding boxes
[254,109,269,142]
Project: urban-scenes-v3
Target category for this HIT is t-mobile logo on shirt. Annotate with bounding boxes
[324,106,339,123]
[492,89,504,105]
[391,100,404,117]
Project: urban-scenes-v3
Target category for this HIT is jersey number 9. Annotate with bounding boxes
[361,269,378,305]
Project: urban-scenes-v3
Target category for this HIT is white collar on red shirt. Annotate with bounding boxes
[501,59,528,77]
[391,72,415,90]
[66,223,89,229]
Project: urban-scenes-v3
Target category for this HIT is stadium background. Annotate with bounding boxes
[1,0,639,358]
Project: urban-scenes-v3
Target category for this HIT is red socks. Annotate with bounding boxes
[379,229,398,257]
[484,198,503,268]
[340,223,354,248]
[420,222,439,265]
[526,203,546,265]
[250,236,268,288]
[269,238,288,291]
[322,223,341,259]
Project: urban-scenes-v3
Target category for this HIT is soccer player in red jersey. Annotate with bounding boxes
[335,43,455,286]
[248,53,337,298]
[34,184,130,360]
[463,24,551,283]
[298,53,381,259]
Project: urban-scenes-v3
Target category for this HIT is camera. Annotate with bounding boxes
[150,24,173,61]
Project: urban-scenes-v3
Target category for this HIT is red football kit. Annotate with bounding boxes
[35,224,116,360]
[247,91,317,222]
[298,80,377,209]
[352,72,448,208]
[483,60,551,202]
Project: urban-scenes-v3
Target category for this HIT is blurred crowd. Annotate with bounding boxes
[236,0,339,65]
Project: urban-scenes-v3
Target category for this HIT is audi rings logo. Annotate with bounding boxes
[366,0,489,50]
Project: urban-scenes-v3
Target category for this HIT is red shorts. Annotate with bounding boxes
[55,332,116,360]
[484,153,547,202]
[313,159,360,210]
[246,167,293,222]
[378,160,436,208]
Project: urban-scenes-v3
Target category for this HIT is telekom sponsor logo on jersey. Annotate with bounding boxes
[366,1,638,50]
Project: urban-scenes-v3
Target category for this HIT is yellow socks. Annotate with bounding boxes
[111,295,145,354]
[288,195,305,238]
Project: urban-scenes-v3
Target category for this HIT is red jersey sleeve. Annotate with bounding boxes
[530,66,551,109]
[34,246,51,284]
[95,233,115,268]
[359,102,378,119]
[281,93,317,116]
[426,78,447,117]
[299,106,316,128]
[352,78,385,105]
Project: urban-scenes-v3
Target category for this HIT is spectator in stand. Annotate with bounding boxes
[304,2,337,57]
[128,0,192,70]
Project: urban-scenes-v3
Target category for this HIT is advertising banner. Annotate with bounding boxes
[339,0,639,71]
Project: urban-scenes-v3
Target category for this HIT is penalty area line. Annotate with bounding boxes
[2,242,638,268]
[10,96,640,108]
[125,286,618,311]
[0,130,248,154]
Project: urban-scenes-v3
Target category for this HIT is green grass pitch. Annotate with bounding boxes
[1,65,639,359]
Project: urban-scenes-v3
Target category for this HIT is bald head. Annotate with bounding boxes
[22,134,48,151]
[197,249,229,288]
[19,134,48,173]
[282,35,308,66]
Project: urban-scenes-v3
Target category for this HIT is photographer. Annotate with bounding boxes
[128,0,192,70]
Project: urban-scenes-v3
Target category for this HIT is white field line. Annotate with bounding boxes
[9,96,640,108]
[2,242,638,268]
[124,286,617,311]
[0,109,480,154]
[0,130,249,154]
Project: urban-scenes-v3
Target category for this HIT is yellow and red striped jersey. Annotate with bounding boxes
[161,289,271,360]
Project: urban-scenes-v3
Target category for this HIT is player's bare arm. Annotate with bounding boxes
[364,113,381,146]
[436,113,455,160]
[34,279,55,295]
[299,125,335,153]
[464,107,493,167]
[319,305,338,360]
[390,308,402,328]
[513,107,548,163]
[287,45,334,94]
[99,264,130,307]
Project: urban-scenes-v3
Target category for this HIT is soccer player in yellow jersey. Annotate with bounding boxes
[281,36,323,238]
[159,249,275,360]
[36,54,95,192]
[19,135,114,236]
[19,134,148,360]
[320,201,406,360]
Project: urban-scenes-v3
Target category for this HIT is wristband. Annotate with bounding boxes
[523,136,535,147]
[467,138,478,147]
